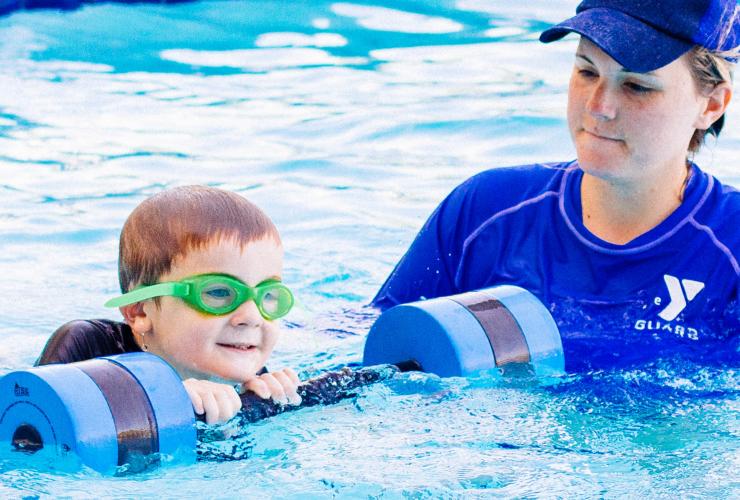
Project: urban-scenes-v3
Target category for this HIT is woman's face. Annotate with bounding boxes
[567,38,709,184]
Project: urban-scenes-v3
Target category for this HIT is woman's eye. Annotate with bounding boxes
[625,81,652,93]
[578,68,597,78]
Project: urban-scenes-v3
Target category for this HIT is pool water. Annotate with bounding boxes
[0,0,738,497]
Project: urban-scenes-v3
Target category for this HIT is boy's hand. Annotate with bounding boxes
[183,379,242,425]
[241,368,302,406]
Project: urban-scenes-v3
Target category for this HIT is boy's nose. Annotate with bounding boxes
[229,299,263,328]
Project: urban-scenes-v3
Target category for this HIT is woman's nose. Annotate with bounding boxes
[229,299,264,328]
[587,81,617,121]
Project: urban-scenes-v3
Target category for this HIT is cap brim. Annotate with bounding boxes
[539,8,693,73]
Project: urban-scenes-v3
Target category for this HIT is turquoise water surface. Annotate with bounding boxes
[0,0,738,497]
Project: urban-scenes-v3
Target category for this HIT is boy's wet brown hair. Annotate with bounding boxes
[118,185,280,293]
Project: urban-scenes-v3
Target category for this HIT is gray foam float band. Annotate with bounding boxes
[76,358,159,466]
[451,291,532,369]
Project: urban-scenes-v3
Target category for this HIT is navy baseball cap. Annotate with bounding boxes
[540,0,740,72]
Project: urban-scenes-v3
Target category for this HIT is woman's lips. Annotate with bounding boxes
[584,129,622,142]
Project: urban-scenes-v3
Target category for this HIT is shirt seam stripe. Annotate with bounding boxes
[560,170,715,254]
[456,190,559,286]
[688,218,740,276]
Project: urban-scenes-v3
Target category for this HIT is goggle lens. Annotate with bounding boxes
[200,282,238,310]
[258,285,293,318]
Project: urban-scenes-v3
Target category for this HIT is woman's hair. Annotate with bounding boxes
[687,5,738,153]
[118,185,280,293]
[686,47,735,153]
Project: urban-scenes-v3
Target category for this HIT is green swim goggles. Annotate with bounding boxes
[105,274,294,320]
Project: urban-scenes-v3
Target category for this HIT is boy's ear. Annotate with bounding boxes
[119,303,152,335]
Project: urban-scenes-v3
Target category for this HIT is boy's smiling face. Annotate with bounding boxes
[137,235,285,383]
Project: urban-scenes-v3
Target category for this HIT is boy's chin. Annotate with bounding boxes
[180,363,262,385]
[213,363,267,384]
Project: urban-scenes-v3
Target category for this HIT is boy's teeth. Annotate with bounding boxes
[221,343,254,350]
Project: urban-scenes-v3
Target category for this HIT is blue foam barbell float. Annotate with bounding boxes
[0,352,196,473]
[363,285,564,378]
[0,285,564,473]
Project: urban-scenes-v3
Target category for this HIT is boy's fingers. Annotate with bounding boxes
[243,377,271,399]
[221,384,242,418]
[183,380,204,415]
[200,389,220,425]
[186,380,243,424]
[272,370,301,406]
[261,373,288,405]
[282,367,300,386]
[210,384,238,422]
[228,385,243,415]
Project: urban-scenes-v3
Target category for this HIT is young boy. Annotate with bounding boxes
[36,186,301,424]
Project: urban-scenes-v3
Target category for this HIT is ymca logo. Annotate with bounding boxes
[657,275,704,321]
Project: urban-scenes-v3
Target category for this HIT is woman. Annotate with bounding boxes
[372,0,739,370]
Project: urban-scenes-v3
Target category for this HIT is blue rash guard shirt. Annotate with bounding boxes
[372,162,740,371]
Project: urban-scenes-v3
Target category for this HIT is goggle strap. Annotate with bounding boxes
[104,282,188,308]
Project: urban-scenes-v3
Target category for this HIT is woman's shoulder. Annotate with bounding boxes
[696,172,740,227]
[35,319,138,366]
[692,170,740,267]
[463,161,573,190]
[714,178,740,206]
[443,161,573,219]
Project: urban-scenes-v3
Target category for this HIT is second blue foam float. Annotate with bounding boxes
[363,285,564,378]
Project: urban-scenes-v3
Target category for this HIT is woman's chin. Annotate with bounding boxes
[577,154,628,181]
